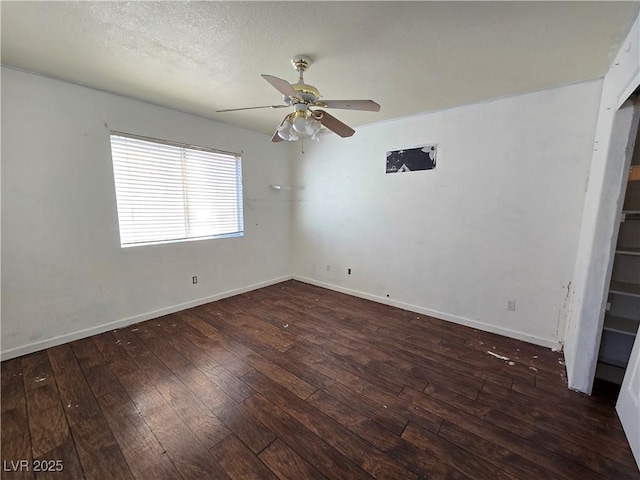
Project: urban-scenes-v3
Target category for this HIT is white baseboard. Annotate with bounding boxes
[3,273,561,361]
[293,275,561,350]
[0,275,293,361]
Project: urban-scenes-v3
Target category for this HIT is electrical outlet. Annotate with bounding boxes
[192,276,198,284]
[506,300,516,311]
[348,268,352,275]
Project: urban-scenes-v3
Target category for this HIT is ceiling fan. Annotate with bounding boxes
[216,55,381,143]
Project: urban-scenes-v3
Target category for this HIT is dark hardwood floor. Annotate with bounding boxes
[2,280,639,479]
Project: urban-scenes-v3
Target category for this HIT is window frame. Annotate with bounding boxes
[109,131,244,248]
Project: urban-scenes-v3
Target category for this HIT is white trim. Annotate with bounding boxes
[616,65,640,110]
[1,272,562,360]
[0,275,292,361]
[294,275,561,350]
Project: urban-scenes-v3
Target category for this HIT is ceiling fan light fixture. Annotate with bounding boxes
[281,110,322,141]
[304,116,322,135]
[277,116,295,140]
[292,111,308,134]
[219,55,380,143]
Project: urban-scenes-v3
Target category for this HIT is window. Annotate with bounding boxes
[109,132,243,247]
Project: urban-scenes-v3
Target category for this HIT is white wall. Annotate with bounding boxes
[293,81,602,348]
[1,67,292,359]
[564,14,640,393]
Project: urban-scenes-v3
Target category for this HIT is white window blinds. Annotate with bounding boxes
[110,132,244,247]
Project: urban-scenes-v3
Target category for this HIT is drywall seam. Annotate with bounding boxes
[0,275,293,361]
[294,275,561,350]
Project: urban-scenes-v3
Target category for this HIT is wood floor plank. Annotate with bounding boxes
[242,393,375,480]
[70,338,123,399]
[284,344,403,399]
[1,359,34,480]
[33,437,84,480]
[95,387,182,480]
[430,380,636,475]
[91,332,139,378]
[166,313,254,377]
[477,385,637,471]
[69,338,103,369]
[47,345,102,426]
[69,415,134,480]
[132,323,276,454]
[209,435,278,480]
[306,389,468,480]
[511,375,618,417]
[294,330,429,392]
[160,382,231,451]
[402,385,610,480]
[1,408,34,480]
[242,369,419,480]
[267,292,499,396]
[196,306,294,355]
[183,313,318,400]
[258,439,328,480]
[139,403,231,480]
[47,345,132,479]
[280,282,543,389]
[484,377,616,428]
[221,294,431,393]
[276,347,444,435]
[401,421,505,480]
[110,330,239,450]
[20,352,73,459]
[306,389,400,451]
[287,343,405,395]
[2,280,638,479]
[437,419,559,480]
[2,358,27,412]
[116,369,230,479]
[271,349,410,435]
[152,317,255,402]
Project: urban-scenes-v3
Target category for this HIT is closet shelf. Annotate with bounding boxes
[609,281,640,298]
[604,315,639,336]
[595,362,627,384]
[616,246,640,255]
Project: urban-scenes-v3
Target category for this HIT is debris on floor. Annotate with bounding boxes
[486,351,510,361]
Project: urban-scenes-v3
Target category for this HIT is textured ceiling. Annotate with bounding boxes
[2,1,639,136]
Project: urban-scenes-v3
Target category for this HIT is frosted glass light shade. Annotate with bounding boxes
[292,115,307,134]
[305,118,321,135]
[277,119,293,140]
[277,114,322,142]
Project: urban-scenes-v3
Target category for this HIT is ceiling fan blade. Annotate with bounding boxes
[315,99,381,112]
[216,105,289,113]
[271,129,284,142]
[262,74,300,100]
[315,110,355,138]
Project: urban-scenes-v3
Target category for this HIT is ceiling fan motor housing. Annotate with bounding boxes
[293,85,320,103]
[291,55,312,72]
[290,56,320,103]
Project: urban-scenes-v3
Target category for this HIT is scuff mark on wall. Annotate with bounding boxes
[556,280,573,347]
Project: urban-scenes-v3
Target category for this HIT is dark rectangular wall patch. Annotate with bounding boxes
[386,144,437,173]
